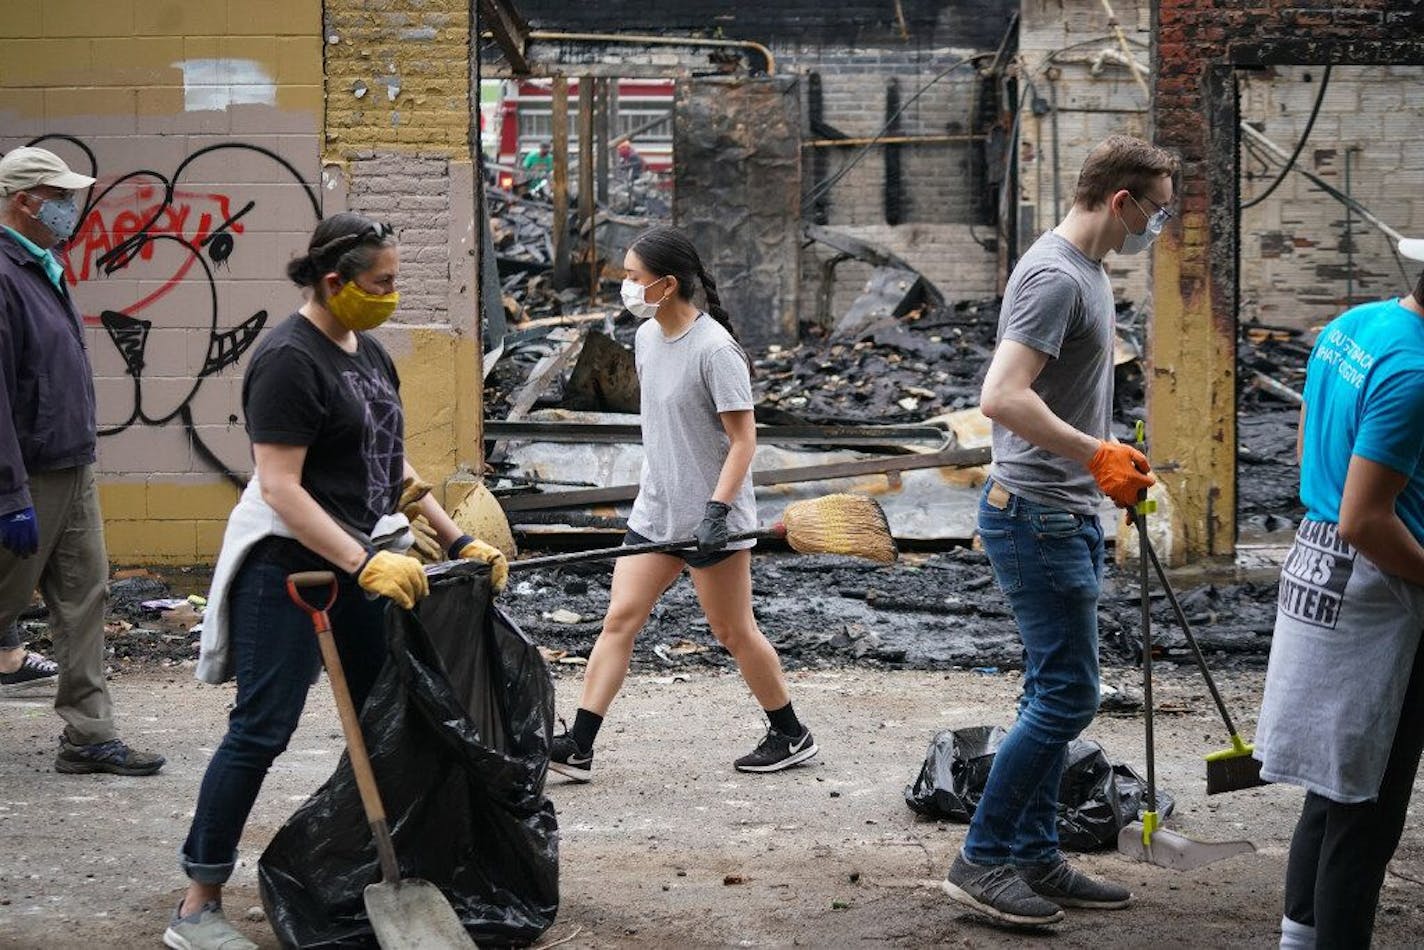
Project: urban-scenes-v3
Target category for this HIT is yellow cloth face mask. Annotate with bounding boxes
[327,280,399,331]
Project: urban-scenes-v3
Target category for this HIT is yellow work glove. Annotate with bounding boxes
[398,475,433,514]
[449,534,509,593]
[407,513,443,563]
[356,550,430,609]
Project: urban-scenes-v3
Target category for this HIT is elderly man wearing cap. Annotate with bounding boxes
[0,145,164,776]
[1255,238,1424,947]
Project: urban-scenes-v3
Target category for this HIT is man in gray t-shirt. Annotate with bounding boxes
[941,135,1175,927]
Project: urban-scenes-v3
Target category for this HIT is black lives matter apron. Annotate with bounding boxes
[1256,519,1424,803]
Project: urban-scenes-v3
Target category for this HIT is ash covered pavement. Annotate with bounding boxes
[507,549,1281,675]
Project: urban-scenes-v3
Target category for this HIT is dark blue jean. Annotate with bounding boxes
[963,480,1105,866]
[181,544,388,884]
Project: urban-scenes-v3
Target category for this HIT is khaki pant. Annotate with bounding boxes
[0,465,115,745]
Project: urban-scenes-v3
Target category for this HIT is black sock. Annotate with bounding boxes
[570,708,603,753]
[766,702,803,736]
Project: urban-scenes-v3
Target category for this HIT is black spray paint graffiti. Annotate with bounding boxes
[26,134,321,487]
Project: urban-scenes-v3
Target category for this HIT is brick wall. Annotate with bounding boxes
[324,0,471,155]
[0,0,324,562]
[786,45,1002,316]
[323,0,481,500]
[344,155,456,326]
[1152,0,1424,558]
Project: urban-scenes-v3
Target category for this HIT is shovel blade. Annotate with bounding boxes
[364,879,477,950]
[1117,821,1255,871]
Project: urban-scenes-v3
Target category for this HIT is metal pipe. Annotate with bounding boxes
[803,133,984,148]
[524,29,775,75]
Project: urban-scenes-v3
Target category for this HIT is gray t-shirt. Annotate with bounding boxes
[628,315,757,547]
[989,231,1116,514]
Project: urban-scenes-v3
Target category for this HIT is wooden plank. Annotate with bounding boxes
[578,77,597,299]
[551,76,571,288]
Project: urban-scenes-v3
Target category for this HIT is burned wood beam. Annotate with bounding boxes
[499,445,993,513]
[551,76,572,288]
[578,78,596,298]
[487,328,584,462]
[476,0,530,74]
[483,420,952,448]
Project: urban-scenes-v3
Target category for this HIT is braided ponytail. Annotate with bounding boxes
[698,265,753,374]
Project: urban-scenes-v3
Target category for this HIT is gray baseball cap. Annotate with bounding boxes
[0,146,96,197]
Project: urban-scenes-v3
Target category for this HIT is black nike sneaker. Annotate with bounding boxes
[549,729,593,782]
[734,726,818,772]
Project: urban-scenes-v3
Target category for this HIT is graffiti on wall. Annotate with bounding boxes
[27,134,320,486]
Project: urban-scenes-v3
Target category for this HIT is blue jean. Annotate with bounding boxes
[181,543,388,884]
[963,480,1105,866]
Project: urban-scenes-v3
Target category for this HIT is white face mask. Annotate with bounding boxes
[620,277,665,320]
[1116,194,1170,256]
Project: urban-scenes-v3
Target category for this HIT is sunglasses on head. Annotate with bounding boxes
[313,221,395,260]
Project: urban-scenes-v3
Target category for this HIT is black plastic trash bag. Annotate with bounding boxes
[259,561,559,948]
[904,726,1174,851]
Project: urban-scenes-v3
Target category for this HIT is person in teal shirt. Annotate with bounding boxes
[1258,239,1424,948]
[521,141,554,191]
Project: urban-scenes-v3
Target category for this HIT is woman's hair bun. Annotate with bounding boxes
[286,253,318,288]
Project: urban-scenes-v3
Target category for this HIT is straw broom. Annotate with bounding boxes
[505,493,898,573]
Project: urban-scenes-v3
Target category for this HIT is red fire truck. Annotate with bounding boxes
[486,78,674,190]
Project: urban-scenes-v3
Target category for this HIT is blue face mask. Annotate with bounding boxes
[28,193,80,241]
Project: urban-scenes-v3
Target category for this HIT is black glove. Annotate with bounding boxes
[694,501,731,555]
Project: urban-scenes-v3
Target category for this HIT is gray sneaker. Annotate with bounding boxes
[942,853,1065,926]
[55,735,165,776]
[163,900,258,950]
[1018,858,1132,909]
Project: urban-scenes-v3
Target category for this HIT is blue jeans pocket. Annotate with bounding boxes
[979,526,1021,595]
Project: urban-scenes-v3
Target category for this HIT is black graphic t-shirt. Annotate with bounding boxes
[242,313,404,534]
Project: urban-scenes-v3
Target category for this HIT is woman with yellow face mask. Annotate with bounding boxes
[165,213,507,950]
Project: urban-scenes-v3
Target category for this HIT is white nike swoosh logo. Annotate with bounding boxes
[789,732,810,754]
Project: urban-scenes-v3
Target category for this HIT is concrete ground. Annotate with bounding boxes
[2,664,1422,948]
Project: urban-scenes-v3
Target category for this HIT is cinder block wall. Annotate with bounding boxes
[1239,64,1424,330]
[0,0,481,564]
[0,0,324,562]
[1017,0,1152,306]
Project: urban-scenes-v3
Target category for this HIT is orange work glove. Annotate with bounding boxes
[1087,440,1155,508]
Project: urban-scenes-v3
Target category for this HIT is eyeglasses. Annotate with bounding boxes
[1131,194,1174,232]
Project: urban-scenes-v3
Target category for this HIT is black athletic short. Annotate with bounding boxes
[623,529,739,569]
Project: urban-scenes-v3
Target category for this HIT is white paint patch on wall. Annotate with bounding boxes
[172,59,277,111]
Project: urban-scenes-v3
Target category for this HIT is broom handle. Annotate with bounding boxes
[1138,498,1157,817]
[1141,532,1242,739]
[507,525,784,572]
[1135,421,1158,819]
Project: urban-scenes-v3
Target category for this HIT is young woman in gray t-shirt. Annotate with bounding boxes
[548,226,817,781]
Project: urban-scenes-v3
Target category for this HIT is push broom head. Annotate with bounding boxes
[1205,735,1269,795]
[776,494,898,564]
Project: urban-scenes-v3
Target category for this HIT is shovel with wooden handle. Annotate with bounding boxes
[286,571,477,950]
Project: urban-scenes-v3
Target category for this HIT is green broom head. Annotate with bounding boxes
[778,494,898,564]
